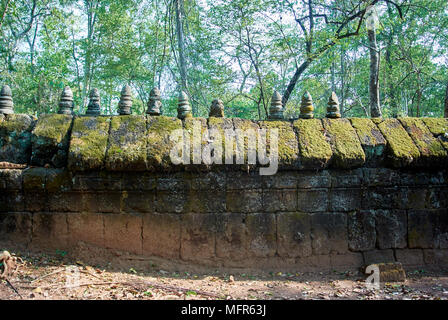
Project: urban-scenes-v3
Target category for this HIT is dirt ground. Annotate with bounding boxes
[1,248,448,300]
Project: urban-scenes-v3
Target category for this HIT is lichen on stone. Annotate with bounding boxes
[183,117,209,168]
[68,116,111,171]
[259,120,299,169]
[31,114,73,167]
[293,119,332,170]
[322,118,365,169]
[349,118,386,166]
[208,117,233,164]
[0,114,35,164]
[232,118,259,170]
[377,118,420,168]
[105,115,147,171]
[422,118,448,152]
[147,115,182,171]
[399,117,447,166]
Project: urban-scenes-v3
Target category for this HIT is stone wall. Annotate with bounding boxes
[1,114,447,271]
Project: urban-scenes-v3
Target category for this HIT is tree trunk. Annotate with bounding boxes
[368,28,382,117]
[444,81,448,118]
[175,0,187,93]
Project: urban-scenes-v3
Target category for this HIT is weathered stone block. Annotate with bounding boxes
[183,117,209,170]
[207,117,234,164]
[122,191,155,214]
[1,169,23,190]
[122,172,156,191]
[375,210,407,249]
[191,171,226,190]
[83,191,122,213]
[48,192,84,212]
[232,118,259,170]
[0,114,35,164]
[215,213,249,260]
[297,189,328,212]
[23,167,46,191]
[72,172,122,191]
[68,116,110,171]
[423,249,448,265]
[156,191,188,213]
[262,189,297,212]
[363,168,400,187]
[399,117,447,167]
[377,118,420,168]
[262,171,297,189]
[104,214,142,254]
[297,170,331,189]
[157,173,191,191]
[311,212,348,255]
[0,212,31,244]
[67,213,104,248]
[1,191,24,212]
[395,249,424,266]
[31,114,73,167]
[363,249,395,265]
[277,212,312,258]
[46,168,72,192]
[24,192,48,212]
[180,213,216,261]
[245,213,276,257]
[329,189,362,212]
[330,252,364,269]
[348,211,376,251]
[143,213,181,259]
[422,117,448,152]
[31,213,69,250]
[259,120,300,169]
[184,190,226,213]
[408,209,438,248]
[322,118,365,169]
[147,116,183,171]
[330,169,363,188]
[349,118,386,166]
[226,190,262,213]
[105,115,147,171]
[293,119,332,170]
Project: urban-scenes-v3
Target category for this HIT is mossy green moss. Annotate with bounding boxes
[208,117,233,164]
[0,114,35,163]
[322,118,365,168]
[68,116,110,171]
[377,118,420,168]
[422,118,448,152]
[23,167,47,191]
[147,115,182,170]
[259,120,299,168]
[32,114,72,143]
[349,118,386,165]
[293,119,332,169]
[232,118,259,168]
[399,117,447,165]
[105,115,147,171]
[183,117,208,165]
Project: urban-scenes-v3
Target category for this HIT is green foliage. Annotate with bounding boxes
[0,0,447,118]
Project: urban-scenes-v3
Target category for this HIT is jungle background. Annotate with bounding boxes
[0,0,447,119]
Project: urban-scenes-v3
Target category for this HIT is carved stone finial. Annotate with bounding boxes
[118,84,132,115]
[326,91,341,118]
[300,91,314,119]
[146,87,162,116]
[209,99,224,118]
[0,85,14,115]
[58,86,74,115]
[86,88,101,115]
[177,91,192,119]
[268,91,283,120]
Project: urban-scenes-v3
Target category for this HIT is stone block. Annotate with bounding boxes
[349,118,386,166]
[142,213,181,259]
[1,169,23,190]
[122,191,155,214]
[276,212,312,258]
[311,212,348,255]
[362,168,400,187]
[31,212,69,250]
[227,171,262,190]
[330,252,364,269]
[375,210,407,249]
[297,189,328,212]
[377,118,420,168]
[156,191,188,213]
[68,116,110,171]
[0,114,35,164]
[0,212,32,244]
[422,117,448,152]
[363,249,395,265]
[105,115,147,171]
[322,118,365,169]
[67,213,104,248]
[423,249,448,265]
[46,168,72,193]
[104,214,143,254]
[330,169,363,188]
[48,192,84,212]
[184,190,226,213]
[329,188,362,212]
[215,213,249,260]
[245,213,276,257]
[31,114,73,167]
[293,119,332,170]
[348,211,376,251]
[408,209,438,248]
[296,170,331,189]
[122,172,156,191]
[262,189,297,212]
[180,213,216,261]
[262,171,297,189]
[395,249,424,266]
[226,190,262,213]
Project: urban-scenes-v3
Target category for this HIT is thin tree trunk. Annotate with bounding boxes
[174,0,187,93]
[368,28,382,117]
[340,47,345,116]
[444,81,448,118]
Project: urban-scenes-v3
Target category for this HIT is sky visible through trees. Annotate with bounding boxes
[0,0,447,119]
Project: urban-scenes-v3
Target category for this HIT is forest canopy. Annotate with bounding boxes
[0,0,447,119]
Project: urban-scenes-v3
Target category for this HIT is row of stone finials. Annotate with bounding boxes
[0,84,341,120]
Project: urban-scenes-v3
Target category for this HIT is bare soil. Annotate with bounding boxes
[1,248,448,300]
